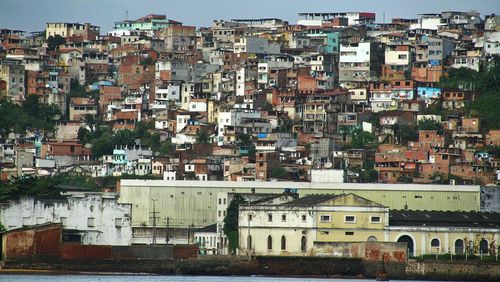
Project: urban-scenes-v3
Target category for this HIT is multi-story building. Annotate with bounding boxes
[339,42,384,88]
[45,22,100,40]
[0,59,25,102]
[160,25,196,52]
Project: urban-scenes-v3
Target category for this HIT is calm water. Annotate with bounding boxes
[0,275,454,282]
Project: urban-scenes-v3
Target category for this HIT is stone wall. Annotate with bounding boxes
[406,261,500,281]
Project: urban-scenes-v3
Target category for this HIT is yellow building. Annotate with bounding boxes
[238,193,500,257]
[45,22,100,39]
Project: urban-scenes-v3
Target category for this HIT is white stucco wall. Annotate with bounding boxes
[0,193,132,246]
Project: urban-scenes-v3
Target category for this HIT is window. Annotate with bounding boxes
[345,231,354,236]
[87,217,95,227]
[431,238,440,252]
[268,213,273,222]
[248,214,252,221]
[301,214,307,222]
[281,214,287,222]
[281,235,286,251]
[247,235,252,250]
[320,215,331,222]
[301,236,306,252]
[267,235,272,250]
[115,218,122,227]
[345,216,356,223]
[370,216,381,223]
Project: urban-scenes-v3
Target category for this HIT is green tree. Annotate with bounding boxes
[418,117,443,133]
[113,129,136,148]
[157,141,174,156]
[395,124,418,145]
[77,127,92,145]
[348,128,377,149]
[195,129,211,144]
[439,57,500,130]
[68,79,88,97]
[47,35,66,51]
[223,195,247,255]
[82,114,99,133]
[398,174,413,183]
[271,167,288,179]
[183,171,197,180]
[91,133,115,158]
[23,94,40,116]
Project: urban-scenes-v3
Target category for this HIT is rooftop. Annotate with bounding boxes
[390,210,500,228]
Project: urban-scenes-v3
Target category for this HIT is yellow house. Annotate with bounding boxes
[239,193,500,257]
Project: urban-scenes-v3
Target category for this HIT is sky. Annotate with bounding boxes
[1,0,499,33]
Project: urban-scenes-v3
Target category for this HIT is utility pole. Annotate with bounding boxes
[149,199,159,256]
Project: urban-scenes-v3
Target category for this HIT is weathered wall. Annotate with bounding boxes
[172,244,198,259]
[111,245,172,259]
[481,186,500,212]
[61,244,197,260]
[3,224,61,261]
[62,244,112,260]
[365,242,407,262]
[34,225,61,258]
[0,194,132,246]
[4,230,34,260]
[312,241,407,262]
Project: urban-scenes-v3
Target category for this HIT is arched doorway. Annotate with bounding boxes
[480,239,488,255]
[397,235,414,257]
[455,239,464,254]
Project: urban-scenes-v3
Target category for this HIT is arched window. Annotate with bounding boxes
[480,239,488,254]
[281,235,286,251]
[367,236,378,242]
[267,235,272,250]
[301,236,306,252]
[247,235,252,250]
[455,239,464,254]
[431,238,440,253]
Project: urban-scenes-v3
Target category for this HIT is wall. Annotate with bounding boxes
[62,244,112,260]
[480,186,500,212]
[312,242,407,262]
[406,261,500,281]
[2,224,61,261]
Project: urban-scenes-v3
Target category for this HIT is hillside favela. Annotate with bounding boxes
[0,3,500,282]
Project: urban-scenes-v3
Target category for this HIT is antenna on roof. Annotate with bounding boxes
[126,10,128,20]
[383,12,385,24]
